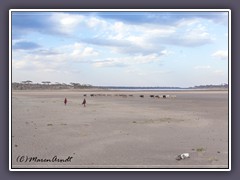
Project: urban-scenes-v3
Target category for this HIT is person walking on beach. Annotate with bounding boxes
[64,98,67,105]
[82,98,86,107]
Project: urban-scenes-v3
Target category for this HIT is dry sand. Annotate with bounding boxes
[11,90,229,169]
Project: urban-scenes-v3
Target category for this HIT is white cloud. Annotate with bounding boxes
[93,53,160,68]
[12,12,229,86]
[12,42,100,73]
[50,13,85,34]
[177,18,199,27]
[212,50,228,60]
[160,49,173,56]
[176,24,214,46]
[87,17,107,28]
[125,68,153,76]
[213,70,225,76]
[140,21,214,47]
[47,13,216,55]
[12,60,28,69]
[70,43,99,59]
[194,65,211,70]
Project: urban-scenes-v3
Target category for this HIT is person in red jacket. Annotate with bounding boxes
[82,98,86,107]
[64,98,67,105]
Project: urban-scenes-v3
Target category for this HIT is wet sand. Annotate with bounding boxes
[11,90,229,169]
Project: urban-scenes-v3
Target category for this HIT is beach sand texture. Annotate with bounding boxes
[11,90,229,169]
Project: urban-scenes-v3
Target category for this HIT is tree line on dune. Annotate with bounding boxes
[12,81,93,90]
[12,80,228,90]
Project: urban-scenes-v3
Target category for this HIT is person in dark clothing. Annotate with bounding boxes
[82,98,86,107]
[64,98,67,105]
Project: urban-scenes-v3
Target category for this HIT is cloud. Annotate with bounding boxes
[12,11,219,58]
[81,23,174,56]
[96,12,158,25]
[30,49,62,55]
[12,11,228,40]
[12,42,101,74]
[92,54,160,68]
[12,12,55,38]
[212,50,228,60]
[149,22,214,47]
[125,68,170,76]
[12,12,85,38]
[12,55,68,73]
[12,38,165,72]
[96,11,228,26]
[70,43,99,59]
[13,41,41,50]
[213,70,225,76]
[83,38,127,47]
[94,12,222,48]
[83,36,167,56]
[194,65,211,70]
[12,60,29,69]
[49,13,85,34]
[160,35,213,47]
[12,12,49,30]
[84,16,214,53]
[195,12,228,25]
[11,11,228,86]
[93,59,128,68]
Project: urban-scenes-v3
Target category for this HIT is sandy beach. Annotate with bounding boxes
[11,90,229,169]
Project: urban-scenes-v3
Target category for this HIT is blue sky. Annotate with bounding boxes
[11,10,229,87]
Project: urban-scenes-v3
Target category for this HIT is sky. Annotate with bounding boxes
[11,10,229,87]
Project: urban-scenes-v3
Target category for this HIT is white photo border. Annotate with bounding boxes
[9,9,231,171]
